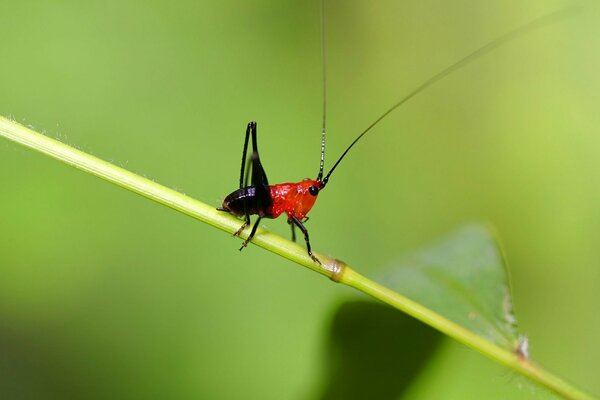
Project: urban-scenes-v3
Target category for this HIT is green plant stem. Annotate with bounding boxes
[0,116,595,400]
[343,268,594,400]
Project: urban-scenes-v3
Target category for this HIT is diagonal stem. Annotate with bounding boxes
[0,115,595,400]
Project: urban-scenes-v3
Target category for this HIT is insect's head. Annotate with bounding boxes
[289,179,321,218]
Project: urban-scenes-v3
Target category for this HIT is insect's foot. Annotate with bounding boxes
[239,240,250,251]
[310,254,322,265]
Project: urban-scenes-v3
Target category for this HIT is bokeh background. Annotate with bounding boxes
[1,0,598,398]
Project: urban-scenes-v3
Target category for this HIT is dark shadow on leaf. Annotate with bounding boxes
[319,301,443,400]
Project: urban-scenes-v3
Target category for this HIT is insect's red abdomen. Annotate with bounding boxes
[268,179,320,220]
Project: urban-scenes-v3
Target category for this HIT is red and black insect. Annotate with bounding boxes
[217,120,331,263]
[218,6,557,263]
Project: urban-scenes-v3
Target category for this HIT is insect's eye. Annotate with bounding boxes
[309,185,319,196]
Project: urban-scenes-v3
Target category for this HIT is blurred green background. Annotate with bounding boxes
[1,0,598,398]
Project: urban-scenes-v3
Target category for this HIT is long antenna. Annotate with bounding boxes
[321,8,574,187]
[317,0,327,182]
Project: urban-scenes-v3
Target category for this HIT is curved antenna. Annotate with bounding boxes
[321,8,574,187]
[317,0,327,182]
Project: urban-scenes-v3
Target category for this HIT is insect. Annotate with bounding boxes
[218,4,563,264]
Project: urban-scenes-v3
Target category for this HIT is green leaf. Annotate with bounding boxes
[378,224,519,351]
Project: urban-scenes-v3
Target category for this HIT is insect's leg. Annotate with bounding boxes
[291,215,321,264]
[239,123,254,223]
[288,219,297,242]
[239,216,262,251]
[217,124,252,214]
[249,122,269,187]
[234,213,251,237]
[247,122,273,213]
[243,157,252,188]
[239,122,253,189]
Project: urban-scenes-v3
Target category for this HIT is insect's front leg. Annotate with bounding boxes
[291,215,321,265]
[288,216,309,243]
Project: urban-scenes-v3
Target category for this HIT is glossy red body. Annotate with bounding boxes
[267,179,320,220]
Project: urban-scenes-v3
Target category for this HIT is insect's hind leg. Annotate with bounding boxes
[239,217,262,251]
[238,122,253,189]
[291,215,321,264]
